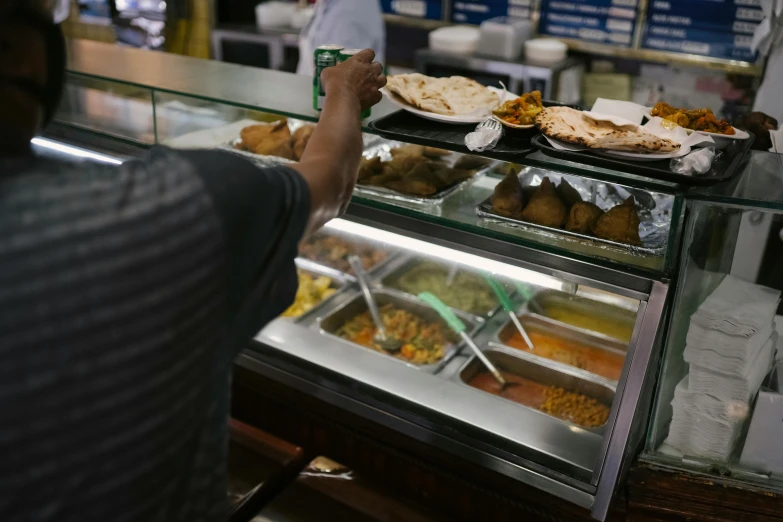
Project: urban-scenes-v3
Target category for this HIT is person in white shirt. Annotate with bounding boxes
[297,0,385,76]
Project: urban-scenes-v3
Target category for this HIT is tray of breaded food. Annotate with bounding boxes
[356,142,494,205]
[476,165,670,256]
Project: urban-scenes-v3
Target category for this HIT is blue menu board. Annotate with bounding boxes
[450,1,532,25]
[642,0,761,61]
[538,0,640,47]
[380,0,444,20]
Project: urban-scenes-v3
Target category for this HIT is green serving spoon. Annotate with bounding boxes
[485,277,534,351]
[418,292,507,388]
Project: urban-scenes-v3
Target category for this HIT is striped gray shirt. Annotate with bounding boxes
[0,148,310,522]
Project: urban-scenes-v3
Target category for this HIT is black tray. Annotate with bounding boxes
[368,101,578,161]
[530,133,754,186]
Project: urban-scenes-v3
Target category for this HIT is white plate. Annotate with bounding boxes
[382,86,516,125]
[646,108,750,141]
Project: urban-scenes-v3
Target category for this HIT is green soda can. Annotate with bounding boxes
[338,48,372,119]
[313,44,343,111]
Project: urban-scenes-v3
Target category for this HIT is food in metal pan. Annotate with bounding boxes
[492,90,543,126]
[651,101,736,135]
[386,73,500,116]
[453,154,493,171]
[491,171,525,218]
[520,177,568,228]
[235,118,316,161]
[282,271,336,318]
[592,196,642,246]
[565,202,604,234]
[387,261,499,315]
[467,371,609,428]
[504,327,624,381]
[358,145,482,197]
[298,233,387,275]
[535,106,680,153]
[336,304,456,365]
[489,176,643,247]
[539,303,634,343]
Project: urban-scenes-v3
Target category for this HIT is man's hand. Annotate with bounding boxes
[321,49,386,112]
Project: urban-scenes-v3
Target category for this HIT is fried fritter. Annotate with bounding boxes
[454,155,492,171]
[292,124,315,161]
[390,144,426,158]
[434,167,473,187]
[592,196,642,245]
[422,146,451,158]
[556,179,582,209]
[520,177,567,228]
[358,156,383,181]
[239,120,294,159]
[385,154,430,175]
[565,202,604,234]
[491,171,524,218]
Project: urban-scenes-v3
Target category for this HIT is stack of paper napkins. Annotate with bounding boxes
[666,275,781,461]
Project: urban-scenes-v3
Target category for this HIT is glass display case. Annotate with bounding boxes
[50,40,731,521]
[645,152,783,487]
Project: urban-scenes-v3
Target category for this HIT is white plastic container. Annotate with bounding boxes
[477,17,533,60]
[255,1,296,29]
[524,38,568,65]
[429,26,481,55]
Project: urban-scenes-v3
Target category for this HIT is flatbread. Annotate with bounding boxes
[536,106,680,153]
[386,74,499,116]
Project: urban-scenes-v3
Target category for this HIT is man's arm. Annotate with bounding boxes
[292,49,386,235]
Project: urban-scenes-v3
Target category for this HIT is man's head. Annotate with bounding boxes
[0,0,69,155]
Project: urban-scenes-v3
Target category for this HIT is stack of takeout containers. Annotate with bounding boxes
[667,275,781,461]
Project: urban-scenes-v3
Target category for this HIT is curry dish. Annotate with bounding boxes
[651,102,736,135]
[282,271,336,318]
[337,304,456,365]
[298,233,388,275]
[468,371,609,428]
[503,328,624,381]
[492,90,543,126]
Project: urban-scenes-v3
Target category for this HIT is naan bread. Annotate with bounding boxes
[536,106,679,153]
[386,74,499,116]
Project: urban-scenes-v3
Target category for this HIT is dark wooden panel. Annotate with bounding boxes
[232,364,627,522]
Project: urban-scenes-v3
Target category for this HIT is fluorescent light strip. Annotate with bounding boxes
[324,218,563,290]
[31,138,124,165]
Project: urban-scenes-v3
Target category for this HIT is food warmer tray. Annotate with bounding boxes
[475,167,671,257]
[454,346,616,435]
[530,133,755,186]
[491,313,627,384]
[318,288,484,375]
[368,102,579,161]
[355,140,494,208]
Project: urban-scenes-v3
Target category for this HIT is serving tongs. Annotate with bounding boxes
[348,256,403,353]
[484,277,534,351]
[418,292,507,388]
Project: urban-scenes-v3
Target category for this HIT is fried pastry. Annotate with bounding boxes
[592,196,642,245]
[422,146,451,158]
[358,156,383,181]
[565,202,604,234]
[390,144,426,158]
[385,154,430,175]
[292,124,315,161]
[435,167,473,187]
[556,179,583,209]
[491,171,524,218]
[454,155,492,171]
[520,177,567,228]
[386,163,441,196]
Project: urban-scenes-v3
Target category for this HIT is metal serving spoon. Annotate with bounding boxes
[419,292,507,388]
[348,256,403,353]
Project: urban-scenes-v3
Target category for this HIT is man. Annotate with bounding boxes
[297,0,385,76]
[0,1,386,521]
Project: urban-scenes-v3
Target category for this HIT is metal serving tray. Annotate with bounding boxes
[476,166,670,257]
[354,140,494,207]
[288,260,352,324]
[379,258,504,318]
[493,314,627,383]
[528,290,638,344]
[220,117,381,165]
[456,347,616,433]
[318,288,483,374]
